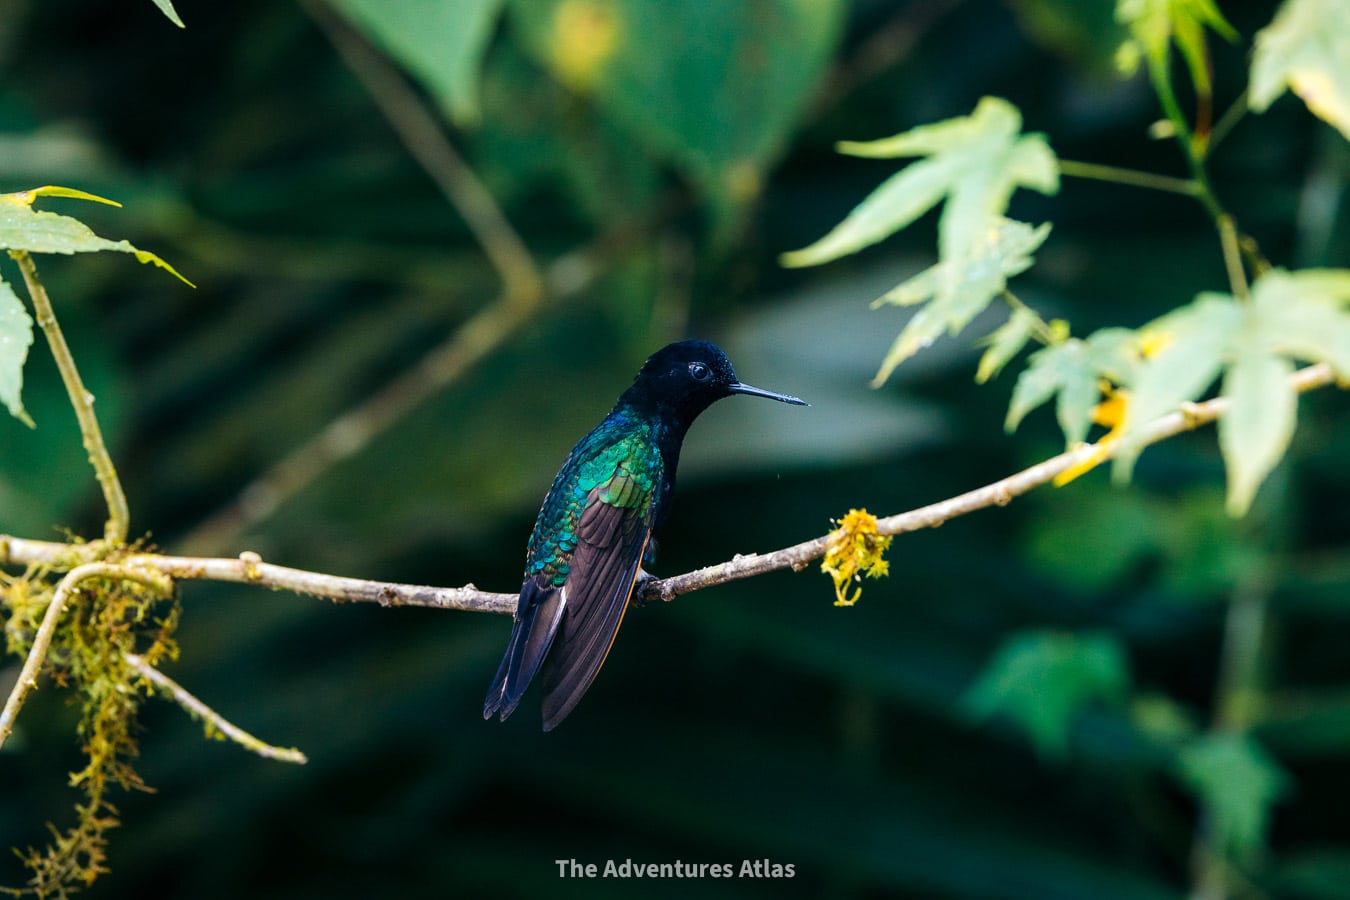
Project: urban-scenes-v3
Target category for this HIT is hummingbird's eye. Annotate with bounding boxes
[688,362,712,382]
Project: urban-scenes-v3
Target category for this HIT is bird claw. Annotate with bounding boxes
[631,569,660,607]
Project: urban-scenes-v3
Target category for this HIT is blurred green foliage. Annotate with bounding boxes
[1,0,1349,898]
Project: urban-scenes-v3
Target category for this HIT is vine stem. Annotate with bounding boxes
[3,363,1336,612]
[0,563,172,750]
[10,251,129,545]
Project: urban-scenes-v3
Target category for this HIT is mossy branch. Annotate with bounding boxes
[0,562,172,750]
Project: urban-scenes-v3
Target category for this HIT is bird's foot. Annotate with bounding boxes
[631,568,661,607]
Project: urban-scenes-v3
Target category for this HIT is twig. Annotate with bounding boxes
[643,363,1337,600]
[300,0,543,306]
[816,0,961,111]
[179,1,561,556]
[5,364,1336,613]
[0,563,173,750]
[10,252,129,545]
[123,653,307,764]
[177,295,536,557]
[126,550,516,615]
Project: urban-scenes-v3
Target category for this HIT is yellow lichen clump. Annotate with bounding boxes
[820,508,892,607]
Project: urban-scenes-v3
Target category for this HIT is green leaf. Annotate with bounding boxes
[1250,0,1350,142]
[977,306,1040,384]
[151,0,185,28]
[331,0,504,126]
[1116,0,1237,96]
[1007,340,1095,441]
[7,185,122,206]
[1107,270,1350,510]
[964,630,1130,758]
[0,277,34,427]
[870,218,1052,386]
[1217,268,1350,514]
[0,190,194,286]
[1114,293,1240,479]
[781,97,1058,269]
[1219,348,1296,516]
[1005,327,1137,443]
[513,0,845,230]
[1250,267,1350,377]
[1176,733,1290,857]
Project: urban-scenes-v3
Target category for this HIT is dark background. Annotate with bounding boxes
[2,0,1348,897]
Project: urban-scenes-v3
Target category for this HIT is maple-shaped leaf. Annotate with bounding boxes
[1117,0,1238,101]
[1219,268,1350,513]
[869,218,1052,386]
[1112,293,1240,482]
[976,306,1042,384]
[1006,327,1139,444]
[780,97,1058,270]
[964,630,1130,758]
[1250,0,1350,142]
[1250,268,1350,377]
[1115,269,1350,514]
[1176,733,1290,857]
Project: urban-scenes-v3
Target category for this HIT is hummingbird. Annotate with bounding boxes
[483,340,807,730]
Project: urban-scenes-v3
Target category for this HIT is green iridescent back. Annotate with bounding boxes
[525,411,662,587]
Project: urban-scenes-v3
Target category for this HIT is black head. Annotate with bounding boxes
[620,340,807,423]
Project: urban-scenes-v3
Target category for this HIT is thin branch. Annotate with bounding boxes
[648,364,1337,600]
[178,0,582,556]
[300,0,543,306]
[10,252,129,545]
[5,365,1337,614]
[123,653,308,764]
[176,195,668,557]
[177,295,535,557]
[126,550,516,615]
[815,0,961,111]
[0,563,173,750]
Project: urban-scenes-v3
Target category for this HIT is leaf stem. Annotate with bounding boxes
[9,251,129,545]
[1001,289,1061,346]
[1218,214,1251,302]
[1057,160,1201,197]
[1208,89,1250,153]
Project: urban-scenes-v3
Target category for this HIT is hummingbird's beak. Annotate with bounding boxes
[728,382,809,406]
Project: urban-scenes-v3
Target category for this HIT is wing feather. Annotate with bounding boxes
[483,425,659,729]
[482,578,565,721]
[539,489,652,730]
